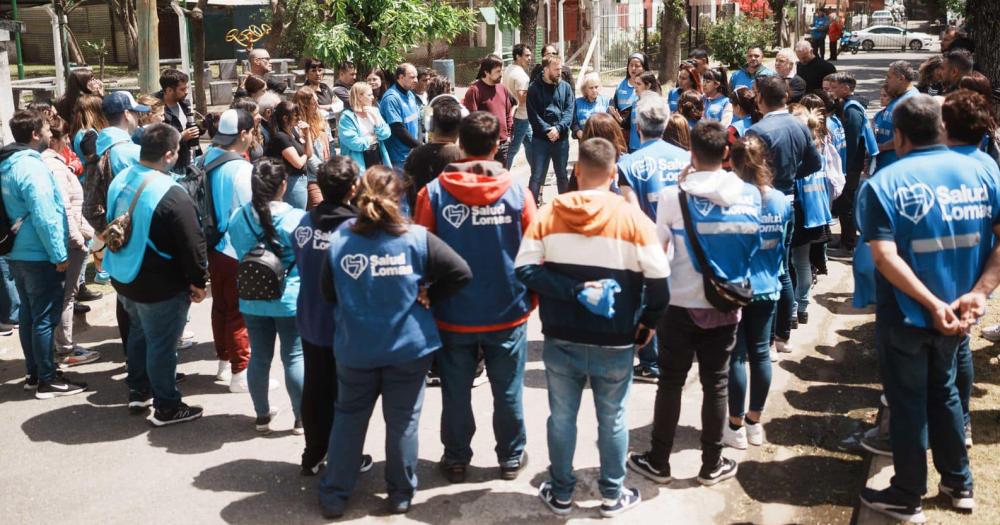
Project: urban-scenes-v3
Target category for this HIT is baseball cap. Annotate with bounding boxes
[212,109,255,147]
[102,91,151,117]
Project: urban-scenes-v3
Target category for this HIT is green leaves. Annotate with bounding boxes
[706,14,774,69]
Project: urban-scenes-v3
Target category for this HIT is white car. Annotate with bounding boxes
[854,25,934,51]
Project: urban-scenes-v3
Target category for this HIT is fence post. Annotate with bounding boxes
[593,0,601,76]
[558,0,566,58]
[44,6,66,97]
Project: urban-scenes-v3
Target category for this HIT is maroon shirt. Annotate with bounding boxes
[462,79,514,141]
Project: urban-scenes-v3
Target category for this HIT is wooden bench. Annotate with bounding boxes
[12,84,56,107]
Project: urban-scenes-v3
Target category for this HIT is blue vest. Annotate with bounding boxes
[204,147,252,254]
[731,116,751,137]
[844,99,879,156]
[679,184,762,283]
[614,78,637,111]
[703,95,730,123]
[750,188,793,296]
[668,88,681,112]
[574,95,610,129]
[852,178,877,308]
[104,165,179,284]
[873,87,919,172]
[864,146,999,328]
[951,144,1000,185]
[327,225,440,368]
[425,180,532,329]
[291,210,351,345]
[228,202,305,317]
[628,97,671,151]
[617,139,690,219]
[828,115,847,171]
[379,84,420,166]
[796,161,834,229]
[730,66,775,90]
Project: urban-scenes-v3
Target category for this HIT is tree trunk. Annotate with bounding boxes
[108,0,139,68]
[659,2,688,88]
[771,0,787,48]
[519,0,539,50]
[66,28,87,65]
[191,0,209,116]
[969,0,1000,90]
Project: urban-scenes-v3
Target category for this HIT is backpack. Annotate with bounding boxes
[82,140,130,233]
[179,152,244,249]
[235,207,294,301]
[0,174,19,256]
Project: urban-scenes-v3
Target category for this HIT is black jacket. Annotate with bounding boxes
[154,91,202,173]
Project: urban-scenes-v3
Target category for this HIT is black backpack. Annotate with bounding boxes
[0,181,17,255]
[180,152,244,249]
[235,207,294,301]
[82,139,131,233]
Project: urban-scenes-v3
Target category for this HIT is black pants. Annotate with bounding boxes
[834,169,862,247]
[116,297,130,351]
[811,37,826,60]
[649,306,739,470]
[829,39,839,60]
[301,339,338,469]
[494,140,511,167]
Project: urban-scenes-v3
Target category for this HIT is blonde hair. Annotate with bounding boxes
[69,94,108,142]
[349,82,373,113]
[730,135,773,195]
[137,95,164,125]
[293,86,326,138]
[351,165,409,237]
[789,104,828,146]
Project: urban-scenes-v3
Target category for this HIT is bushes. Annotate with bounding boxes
[706,15,775,69]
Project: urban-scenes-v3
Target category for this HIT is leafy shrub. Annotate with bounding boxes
[706,15,775,69]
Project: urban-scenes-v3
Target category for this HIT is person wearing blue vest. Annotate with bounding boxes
[729,46,776,91]
[747,77,822,352]
[413,112,537,484]
[727,87,760,141]
[69,94,107,168]
[669,62,701,113]
[629,121,760,489]
[227,158,306,435]
[826,71,877,250]
[873,61,919,173]
[527,54,575,205]
[0,110,77,398]
[856,95,999,521]
[609,53,647,151]
[290,156,374,476]
[318,167,471,518]
[201,109,255,393]
[339,81,392,170]
[105,123,209,425]
[701,68,732,128]
[723,136,792,450]
[616,94,690,383]
[378,63,422,168]
[942,90,1000,448]
[572,73,611,140]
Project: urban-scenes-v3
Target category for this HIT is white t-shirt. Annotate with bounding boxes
[173,103,187,128]
[504,64,530,120]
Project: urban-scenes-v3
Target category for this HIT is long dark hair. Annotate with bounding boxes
[352,166,408,237]
[56,69,97,121]
[729,87,762,123]
[638,71,662,95]
[270,100,298,135]
[250,158,288,254]
[702,67,730,97]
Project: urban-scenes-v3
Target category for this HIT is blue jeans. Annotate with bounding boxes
[729,299,777,417]
[876,320,972,503]
[438,324,527,466]
[244,314,304,420]
[0,257,20,323]
[507,118,533,170]
[319,354,433,512]
[543,337,633,501]
[10,260,65,382]
[283,174,308,210]
[956,336,972,427]
[637,334,659,373]
[120,292,191,410]
[528,137,570,204]
[791,243,812,314]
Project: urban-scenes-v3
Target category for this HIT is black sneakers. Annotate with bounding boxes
[76,285,103,302]
[305,454,375,477]
[599,487,641,518]
[859,487,927,523]
[359,454,374,473]
[35,377,87,399]
[128,390,152,413]
[697,457,738,486]
[499,451,528,480]
[633,365,660,383]
[861,428,893,457]
[150,403,203,427]
[538,481,572,515]
[938,483,975,510]
[439,461,466,484]
[627,452,672,484]
[797,311,809,325]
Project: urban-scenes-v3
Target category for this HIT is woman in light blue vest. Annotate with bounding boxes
[318,166,471,518]
[701,68,732,127]
[724,137,792,449]
[338,82,392,171]
[228,158,306,434]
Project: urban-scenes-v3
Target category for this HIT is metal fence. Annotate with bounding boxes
[593,0,648,85]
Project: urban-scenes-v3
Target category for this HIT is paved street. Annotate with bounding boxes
[0,49,936,524]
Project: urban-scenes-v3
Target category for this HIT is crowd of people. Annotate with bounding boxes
[0,26,997,522]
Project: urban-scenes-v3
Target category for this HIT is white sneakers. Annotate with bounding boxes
[215,360,231,382]
[769,345,779,362]
[230,370,249,393]
[775,338,794,353]
[981,324,1000,342]
[723,422,765,449]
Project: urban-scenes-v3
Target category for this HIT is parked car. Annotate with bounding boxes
[854,25,935,51]
[870,10,896,26]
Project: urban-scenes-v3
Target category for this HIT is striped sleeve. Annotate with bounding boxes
[634,210,671,280]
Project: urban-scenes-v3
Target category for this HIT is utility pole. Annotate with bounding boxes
[137,0,160,94]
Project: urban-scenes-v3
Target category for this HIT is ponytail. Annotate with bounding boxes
[250,158,288,254]
[351,166,408,237]
[730,136,773,196]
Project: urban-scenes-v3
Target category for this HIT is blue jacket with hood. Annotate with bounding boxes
[0,145,69,264]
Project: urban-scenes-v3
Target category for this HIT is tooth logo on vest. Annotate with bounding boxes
[692,196,716,216]
[294,226,313,248]
[894,183,935,224]
[442,204,470,228]
[340,254,369,279]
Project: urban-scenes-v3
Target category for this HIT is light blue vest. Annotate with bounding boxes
[873,87,918,172]
[731,116,752,137]
[864,146,1000,328]
[703,95,730,123]
[679,183,762,284]
[828,115,847,172]
[327,225,440,368]
[574,95,611,130]
[104,165,179,284]
[750,188,793,296]
[617,139,690,219]
[796,163,834,228]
